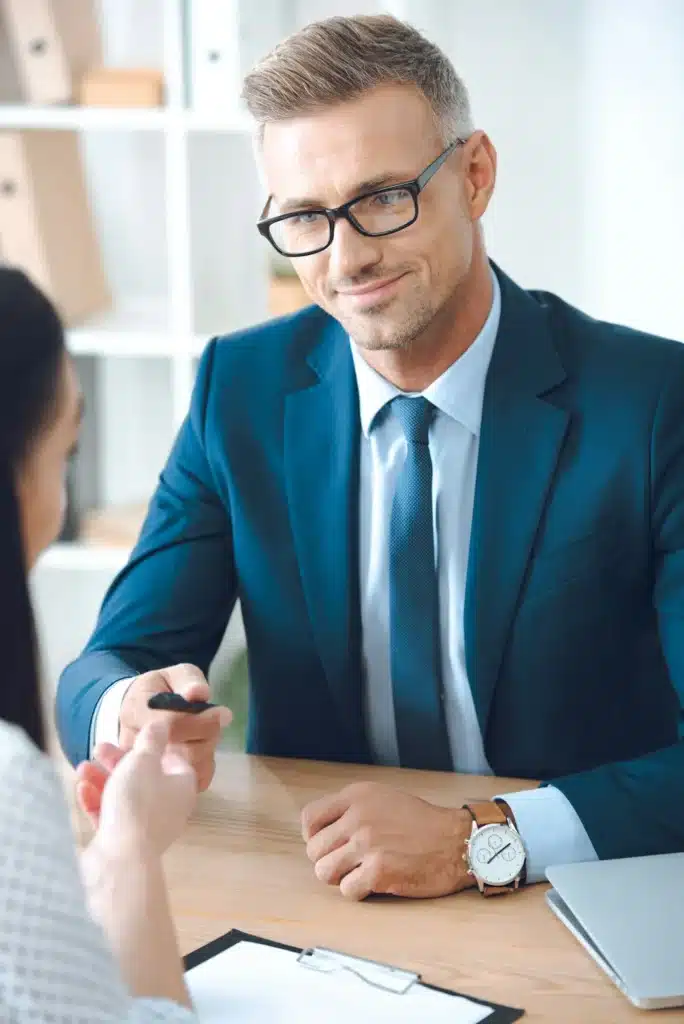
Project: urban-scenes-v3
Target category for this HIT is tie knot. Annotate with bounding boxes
[391,396,435,445]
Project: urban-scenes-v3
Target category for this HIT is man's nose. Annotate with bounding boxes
[326,216,383,284]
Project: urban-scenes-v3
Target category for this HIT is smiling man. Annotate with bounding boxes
[58,15,684,901]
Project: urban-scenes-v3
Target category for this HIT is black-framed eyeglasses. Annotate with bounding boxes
[257,138,466,258]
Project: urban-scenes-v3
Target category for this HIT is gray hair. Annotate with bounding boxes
[241,14,474,147]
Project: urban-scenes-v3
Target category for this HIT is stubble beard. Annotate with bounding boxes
[342,293,437,353]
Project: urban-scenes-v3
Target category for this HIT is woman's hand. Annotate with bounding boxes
[76,719,197,859]
[76,741,126,827]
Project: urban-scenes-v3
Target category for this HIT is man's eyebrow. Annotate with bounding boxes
[277,171,411,214]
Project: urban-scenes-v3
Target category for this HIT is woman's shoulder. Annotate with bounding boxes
[0,717,44,767]
[0,717,59,806]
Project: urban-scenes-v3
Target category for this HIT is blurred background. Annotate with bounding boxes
[3,0,681,749]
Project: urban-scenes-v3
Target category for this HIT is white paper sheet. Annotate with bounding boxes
[186,939,494,1023]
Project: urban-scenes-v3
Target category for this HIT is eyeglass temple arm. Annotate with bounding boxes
[416,138,466,190]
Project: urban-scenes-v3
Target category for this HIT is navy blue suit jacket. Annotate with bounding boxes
[57,265,684,861]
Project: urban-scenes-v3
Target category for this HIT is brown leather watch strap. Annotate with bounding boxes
[494,798,528,886]
[463,800,527,891]
[493,798,518,828]
[462,801,508,827]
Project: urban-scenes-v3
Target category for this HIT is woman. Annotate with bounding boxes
[0,266,199,1021]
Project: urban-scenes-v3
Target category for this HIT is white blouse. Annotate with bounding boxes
[0,719,196,1023]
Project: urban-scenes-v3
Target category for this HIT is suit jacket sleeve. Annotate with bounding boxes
[551,354,684,859]
[56,339,236,767]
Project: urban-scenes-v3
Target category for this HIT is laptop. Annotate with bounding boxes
[546,853,684,1010]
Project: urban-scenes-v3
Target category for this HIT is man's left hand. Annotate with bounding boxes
[301,782,476,900]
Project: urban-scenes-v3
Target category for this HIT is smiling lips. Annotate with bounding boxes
[337,272,407,307]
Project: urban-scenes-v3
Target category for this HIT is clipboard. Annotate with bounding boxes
[184,928,524,1023]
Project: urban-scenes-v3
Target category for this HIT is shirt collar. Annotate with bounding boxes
[351,269,501,438]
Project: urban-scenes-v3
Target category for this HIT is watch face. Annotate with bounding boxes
[467,824,526,886]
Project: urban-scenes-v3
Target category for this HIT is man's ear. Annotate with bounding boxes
[464,131,497,221]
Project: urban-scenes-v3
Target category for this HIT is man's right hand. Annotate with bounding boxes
[118,664,232,792]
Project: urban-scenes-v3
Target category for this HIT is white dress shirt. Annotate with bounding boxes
[92,271,598,883]
[351,270,597,883]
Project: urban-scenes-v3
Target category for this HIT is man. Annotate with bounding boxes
[58,15,684,902]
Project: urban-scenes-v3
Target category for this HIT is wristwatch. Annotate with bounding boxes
[462,800,527,896]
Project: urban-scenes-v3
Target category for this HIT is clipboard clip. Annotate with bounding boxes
[296,946,419,994]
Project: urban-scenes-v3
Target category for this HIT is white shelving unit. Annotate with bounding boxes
[11,0,270,685]
[40,543,130,573]
[0,105,253,132]
[3,0,269,583]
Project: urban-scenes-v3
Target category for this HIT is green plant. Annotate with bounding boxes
[215,649,249,750]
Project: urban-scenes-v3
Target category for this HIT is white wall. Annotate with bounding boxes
[447,0,684,338]
[581,0,684,340]
[447,0,587,305]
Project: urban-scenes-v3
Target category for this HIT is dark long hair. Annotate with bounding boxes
[0,268,66,752]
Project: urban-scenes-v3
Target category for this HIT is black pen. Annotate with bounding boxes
[147,692,217,714]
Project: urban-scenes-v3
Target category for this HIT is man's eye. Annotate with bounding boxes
[292,212,323,225]
[374,189,410,205]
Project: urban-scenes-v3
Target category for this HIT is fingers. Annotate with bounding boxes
[92,742,127,774]
[135,718,172,756]
[131,710,226,745]
[161,663,211,703]
[122,726,215,784]
[339,858,380,901]
[167,707,227,743]
[143,734,214,791]
[305,811,352,864]
[161,742,197,780]
[118,665,226,794]
[217,706,233,728]
[183,746,216,792]
[75,780,101,826]
[121,667,230,744]
[75,760,108,790]
[301,790,351,841]
[313,842,363,887]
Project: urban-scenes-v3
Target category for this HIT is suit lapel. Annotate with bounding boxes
[284,317,368,758]
[464,268,571,737]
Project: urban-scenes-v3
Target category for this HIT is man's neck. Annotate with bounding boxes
[359,255,494,393]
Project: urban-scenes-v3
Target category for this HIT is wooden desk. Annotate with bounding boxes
[159,753,684,1023]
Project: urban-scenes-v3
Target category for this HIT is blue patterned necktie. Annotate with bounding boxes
[388,396,453,770]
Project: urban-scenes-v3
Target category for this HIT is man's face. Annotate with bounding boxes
[260,83,491,352]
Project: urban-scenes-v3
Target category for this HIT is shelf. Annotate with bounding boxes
[0,105,253,134]
[184,110,253,133]
[0,105,171,131]
[38,542,130,572]
[67,296,174,357]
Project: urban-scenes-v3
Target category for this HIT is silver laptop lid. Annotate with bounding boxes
[546,853,684,1007]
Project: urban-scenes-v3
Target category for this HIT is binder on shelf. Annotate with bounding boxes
[187,0,241,115]
[186,0,293,114]
[184,928,525,1023]
[0,130,110,325]
[0,0,102,105]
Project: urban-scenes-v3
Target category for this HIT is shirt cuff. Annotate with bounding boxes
[496,785,599,884]
[88,677,136,756]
